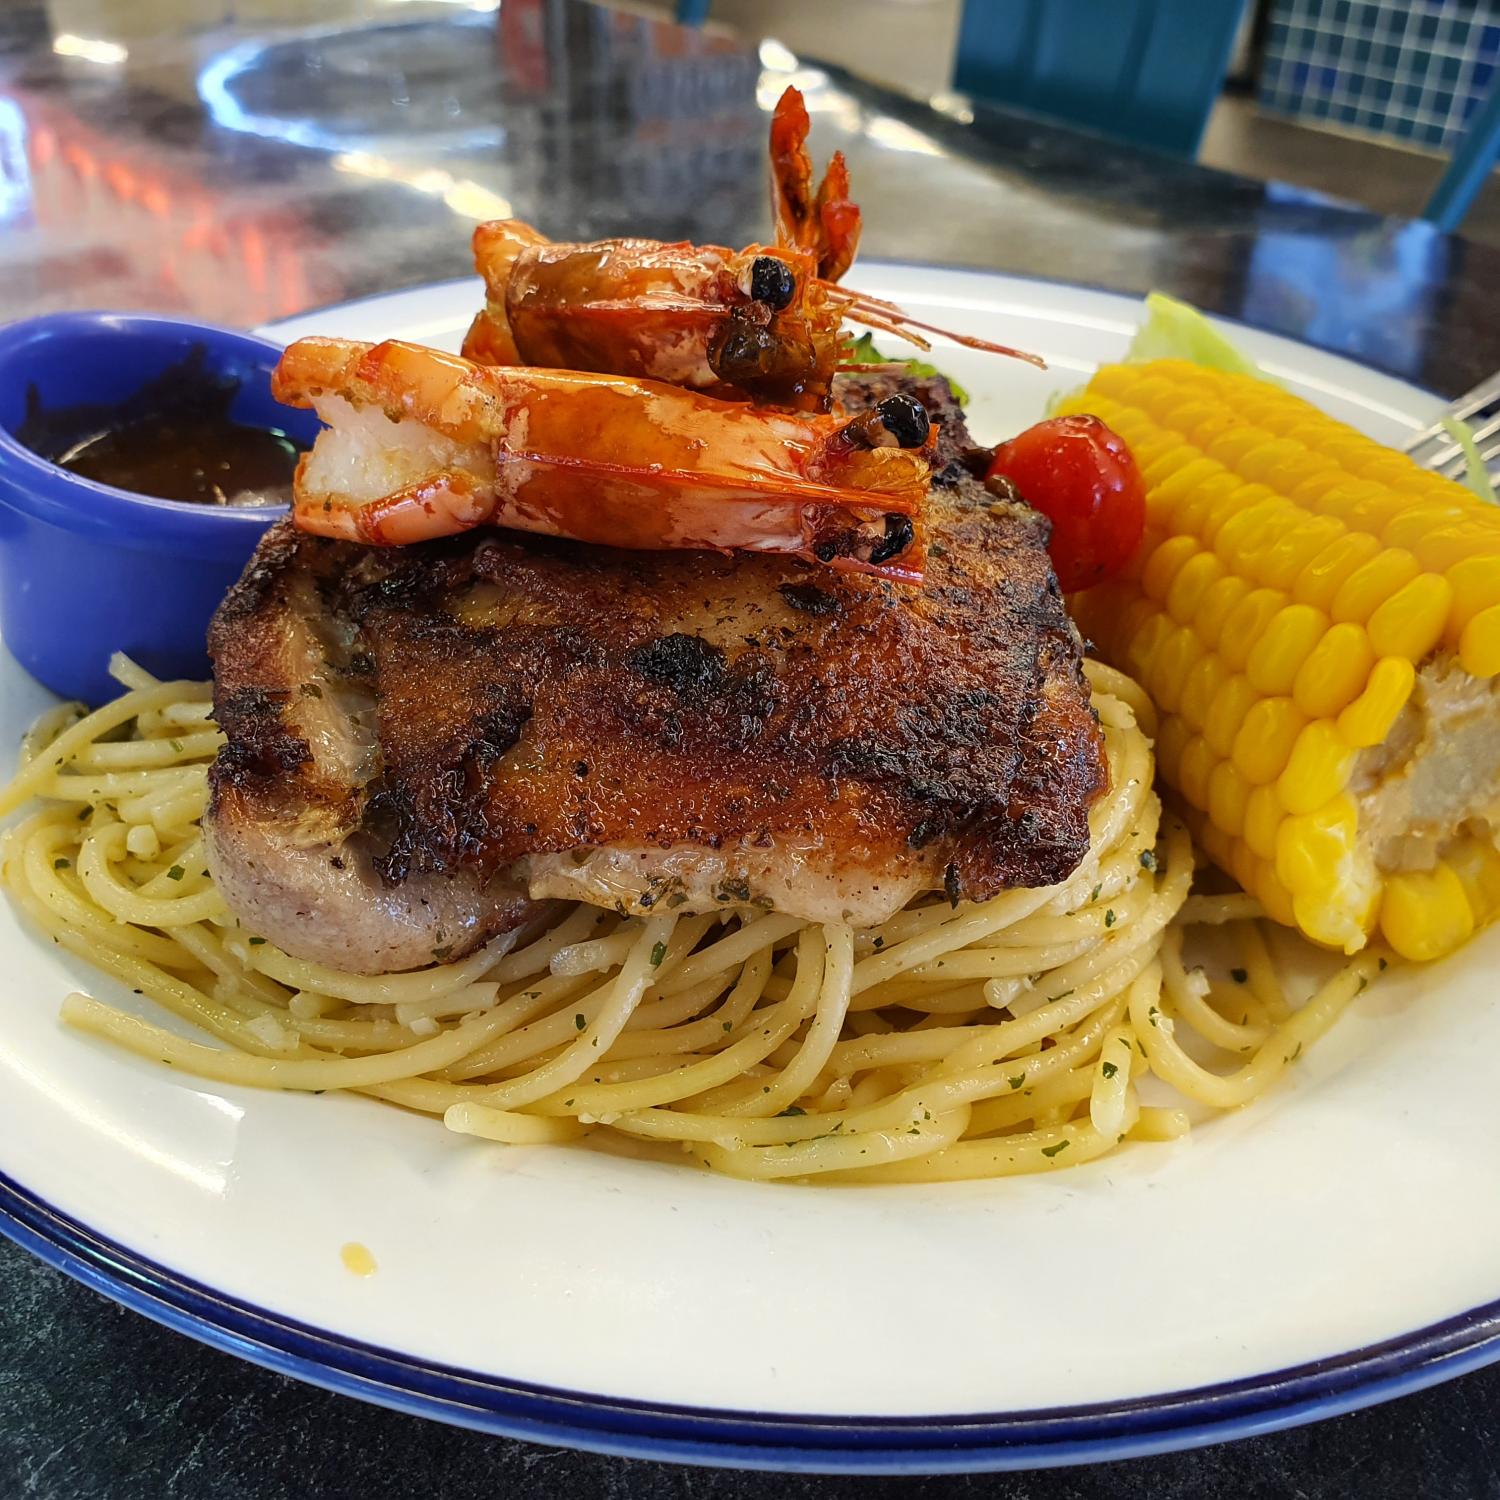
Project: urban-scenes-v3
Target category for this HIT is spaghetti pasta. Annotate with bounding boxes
[0,655,1383,1183]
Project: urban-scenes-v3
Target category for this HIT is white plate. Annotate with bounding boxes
[4,267,1498,1474]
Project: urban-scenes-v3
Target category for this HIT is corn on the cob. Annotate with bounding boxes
[1058,359,1500,962]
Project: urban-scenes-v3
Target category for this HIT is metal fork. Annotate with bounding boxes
[1403,370,1500,484]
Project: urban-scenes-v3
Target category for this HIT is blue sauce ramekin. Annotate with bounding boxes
[0,311,322,704]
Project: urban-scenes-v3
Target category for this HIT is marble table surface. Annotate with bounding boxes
[3,1,1499,1494]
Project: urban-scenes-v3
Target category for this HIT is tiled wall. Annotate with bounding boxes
[1259,0,1499,150]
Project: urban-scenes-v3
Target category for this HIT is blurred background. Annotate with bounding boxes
[630,0,1500,243]
[1,0,1496,370]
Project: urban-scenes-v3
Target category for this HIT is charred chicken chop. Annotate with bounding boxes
[206,374,1108,972]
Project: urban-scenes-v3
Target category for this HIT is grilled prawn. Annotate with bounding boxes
[273,335,936,581]
[461,88,1040,410]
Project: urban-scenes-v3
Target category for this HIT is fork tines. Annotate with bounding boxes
[1403,369,1500,485]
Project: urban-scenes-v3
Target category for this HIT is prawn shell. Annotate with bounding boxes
[277,337,930,581]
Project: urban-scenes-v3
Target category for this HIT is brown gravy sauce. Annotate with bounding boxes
[21,344,305,507]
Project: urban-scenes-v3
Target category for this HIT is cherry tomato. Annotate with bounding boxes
[985,415,1146,593]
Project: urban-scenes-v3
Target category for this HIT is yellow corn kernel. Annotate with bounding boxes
[1274,796,1376,953]
[1149,456,1225,521]
[1140,453,1200,507]
[1342,486,1413,535]
[1176,471,1245,538]
[1225,386,1282,423]
[1113,372,1184,414]
[1105,592,1156,652]
[1195,818,1234,871]
[1118,527,1161,585]
[1206,673,1261,758]
[1237,436,1319,488]
[1277,720,1357,816]
[1201,484,1265,549]
[1219,589,1287,671]
[1094,409,1153,450]
[1305,477,1386,525]
[1443,554,1500,639]
[1087,364,1147,401]
[1213,496,1287,572]
[1291,621,1374,719]
[1260,444,1344,492]
[1292,532,1384,610]
[1207,424,1271,471]
[1358,452,1425,491]
[1208,760,1250,837]
[1232,697,1306,784]
[1067,360,1500,956]
[1275,794,1358,894]
[1380,865,1475,962]
[1247,604,1330,696]
[1383,506,1472,553]
[1281,417,1338,449]
[1154,713,1191,783]
[1460,604,1500,679]
[1166,551,1225,626]
[1243,784,1283,861]
[1366,572,1451,661]
[1178,734,1216,811]
[1253,862,1297,928]
[1186,408,1242,452]
[1126,613,1175,682]
[1447,837,1500,925]
[1178,653,1228,730]
[1142,535,1200,601]
[1127,433,1181,471]
[1409,524,1498,574]
[1321,433,1383,472]
[1292,893,1369,954]
[1195,576,1250,651]
[1257,516,1345,591]
[1157,395,1221,431]
[1229,838,1259,894]
[1330,549,1420,624]
[1287,468,1348,510]
[1336,657,1415,747]
[1149,626,1205,714]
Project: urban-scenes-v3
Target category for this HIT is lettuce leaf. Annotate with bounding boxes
[843,332,970,407]
[1045,291,1265,415]
[1124,291,1264,378]
[1441,415,1499,505]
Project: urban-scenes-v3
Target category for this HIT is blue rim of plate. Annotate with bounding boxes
[5,1162,1500,1473]
[1,276,1466,1472]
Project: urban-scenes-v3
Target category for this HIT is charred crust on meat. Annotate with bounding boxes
[779,578,840,614]
[205,374,1107,910]
[211,687,310,784]
[626,633,727,695]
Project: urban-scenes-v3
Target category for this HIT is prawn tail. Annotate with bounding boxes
[769,86,863,284]
[472,219,553,297]
[461,307,523,365]
[770,85,817,254]
[813,151,861,284]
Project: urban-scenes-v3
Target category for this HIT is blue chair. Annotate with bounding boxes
[953,0,1249,157]
[1424,80,1500,232]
